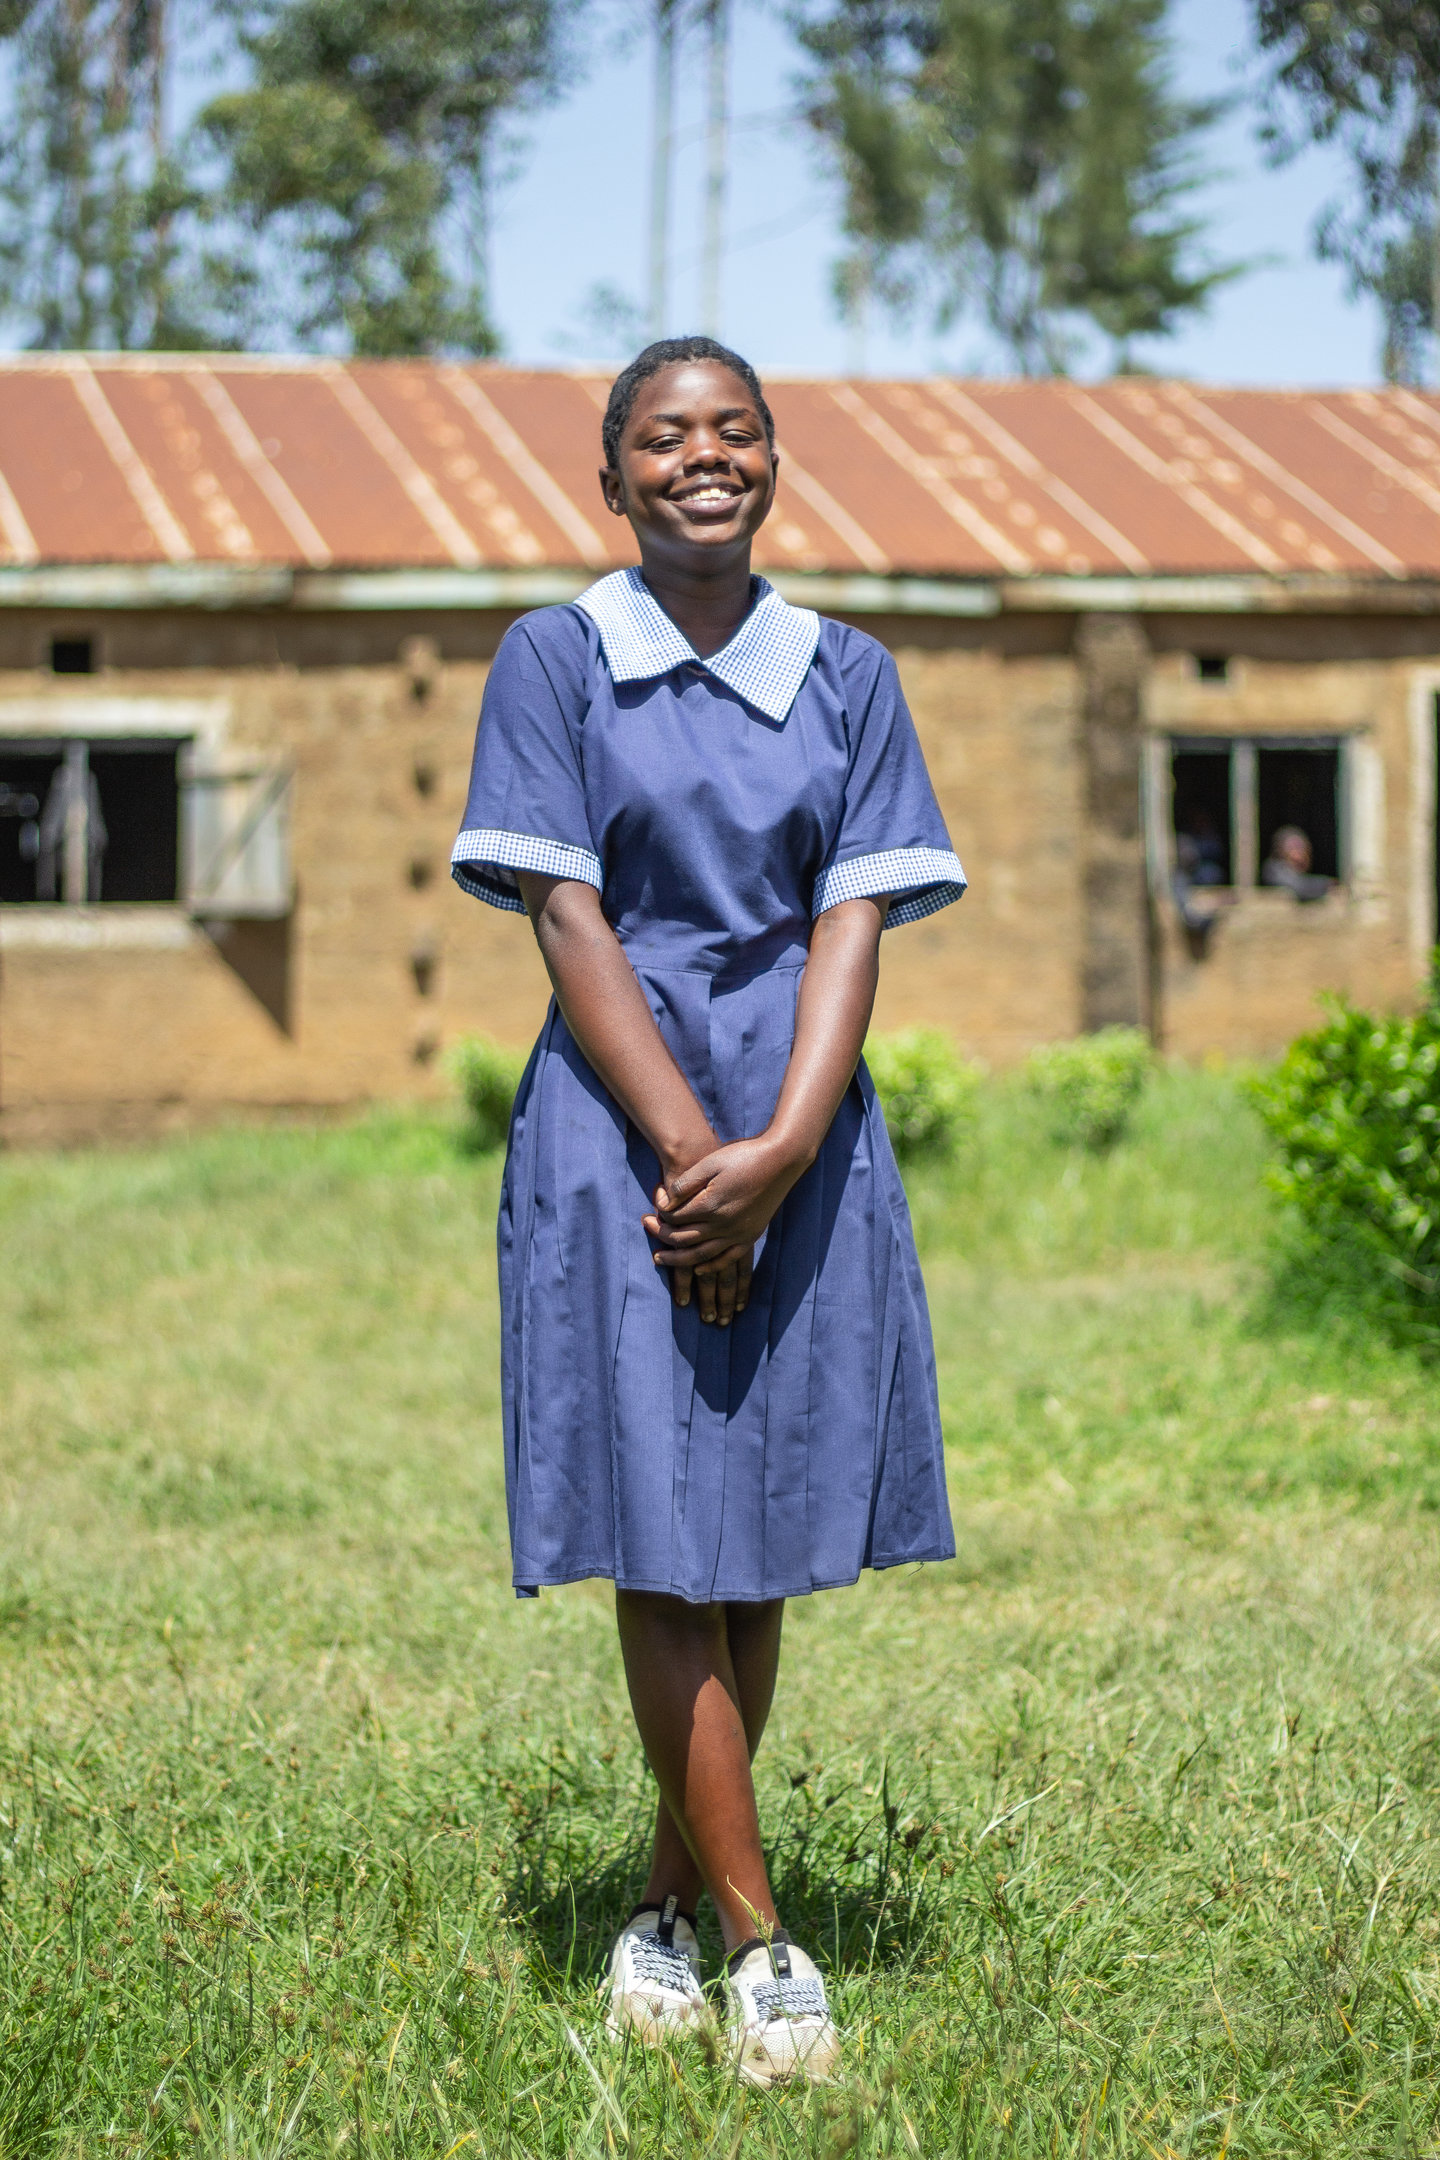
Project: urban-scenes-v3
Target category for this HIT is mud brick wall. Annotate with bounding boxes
[1,602,1436,1140]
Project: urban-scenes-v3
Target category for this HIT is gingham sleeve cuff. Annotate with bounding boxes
[813,846,968,929]
[450,828,604,911]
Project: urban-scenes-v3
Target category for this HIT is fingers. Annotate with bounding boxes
[670,1264,694,1310]
[696,1267,718,1326]
[653,1237,747,1270]
[714,1259,740,1327]
[735,1247,753,1315]
[659,1154,722,1209]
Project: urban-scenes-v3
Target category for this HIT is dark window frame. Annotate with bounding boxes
[0,735,184,906]
[1169,734,1347,888]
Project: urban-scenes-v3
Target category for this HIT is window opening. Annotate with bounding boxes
[1194,653,1230,683]
[0,752,55,904]
[1257,745,1340,881]
[91,747,179,902]
[1171,744,1232,886]
[50,636,94,675]
[0,737,179,904]
[1170,735,1346,892]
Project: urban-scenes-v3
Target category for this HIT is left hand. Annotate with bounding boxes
[643,1134,810,1318]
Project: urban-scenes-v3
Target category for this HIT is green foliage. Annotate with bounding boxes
[0,0,572,354]
[449,1031,528,1152]
[797,0,1237,372]
[0,0,190,349]
[1025,1024,1155,1149]
[1254,0,1440,380]
[864,1025,979,1161]
[1253,991,1440,1310]
[189,0,570,354]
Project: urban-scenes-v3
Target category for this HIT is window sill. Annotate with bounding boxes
[0,905,198,951]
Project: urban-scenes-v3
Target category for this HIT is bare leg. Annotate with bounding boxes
[616,1591,785,1952]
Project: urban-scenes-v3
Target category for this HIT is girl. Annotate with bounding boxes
[452,337,965,2086]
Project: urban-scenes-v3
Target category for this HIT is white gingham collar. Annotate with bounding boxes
[574,567,820,724]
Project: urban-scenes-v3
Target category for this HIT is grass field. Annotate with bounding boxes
[3,1071,1440,2157]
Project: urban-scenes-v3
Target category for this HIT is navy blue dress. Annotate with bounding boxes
[452,569,966,1603]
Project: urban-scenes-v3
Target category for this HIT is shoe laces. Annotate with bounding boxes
[747,1973,828,2023]
[627,1931,697,1994]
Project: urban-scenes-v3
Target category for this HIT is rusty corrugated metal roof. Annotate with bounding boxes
[2,352,1438,583]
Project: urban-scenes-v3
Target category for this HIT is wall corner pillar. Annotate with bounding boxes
[1075,611,1153,1035]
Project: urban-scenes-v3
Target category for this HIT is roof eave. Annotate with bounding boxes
[2,561,1440,616]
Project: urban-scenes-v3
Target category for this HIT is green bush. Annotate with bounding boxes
[1026,1026,1155,1151]
[448,1035,528,1154]
[864,1027,980,1163]
[1253,993,1440,1304]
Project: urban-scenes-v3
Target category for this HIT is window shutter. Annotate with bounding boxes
[182,766,293,918]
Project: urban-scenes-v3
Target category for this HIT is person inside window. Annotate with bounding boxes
[1261,825,1331,903]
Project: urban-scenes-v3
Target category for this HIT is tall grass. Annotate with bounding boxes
[1,1073,1439,2154]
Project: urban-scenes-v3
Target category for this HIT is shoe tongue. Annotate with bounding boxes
[725,1929,791,1975]
[658,1893,678,1947]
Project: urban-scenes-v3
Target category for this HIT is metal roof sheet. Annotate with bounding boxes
[2,353,1439,586]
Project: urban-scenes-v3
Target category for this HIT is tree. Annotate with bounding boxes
[1252,1,1440,382]
[796,0,1235,374]
[0,0,190,348]
[0,0,576,355]
[190,0,573,355]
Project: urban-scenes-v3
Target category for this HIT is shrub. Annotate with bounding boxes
[1253,994,1440,1304]
[448,1035,528,1154]
[865,1028,980,1163]
[1026,1026,1155,1151]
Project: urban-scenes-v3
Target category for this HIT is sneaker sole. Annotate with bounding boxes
[735,2017,841,2087]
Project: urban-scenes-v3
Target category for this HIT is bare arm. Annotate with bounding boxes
[647,896,887,1273]
[515,871,714,1174]
[515,871,749,1323]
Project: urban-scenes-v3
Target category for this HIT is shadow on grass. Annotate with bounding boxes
[502,1752,947,1991]
[1249,1215,1440,1364]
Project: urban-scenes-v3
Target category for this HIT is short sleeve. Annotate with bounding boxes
[813,639,967,929]
[450,610,602,912]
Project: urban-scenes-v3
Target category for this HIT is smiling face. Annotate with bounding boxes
[599,360,778,572]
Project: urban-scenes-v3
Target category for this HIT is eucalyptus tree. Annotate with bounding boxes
[796,0,1235,373]
[0,0,190,348]
[1253,0,1440,380]
[192,0,575,354]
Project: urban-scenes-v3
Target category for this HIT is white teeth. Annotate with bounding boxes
[684,488,735,503]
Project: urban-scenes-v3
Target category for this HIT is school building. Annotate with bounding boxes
[1,353,1438,1142]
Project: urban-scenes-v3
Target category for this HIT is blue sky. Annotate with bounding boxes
[487,0,1379,385]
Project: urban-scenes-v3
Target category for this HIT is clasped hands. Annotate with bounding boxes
[642,1132,810,1329]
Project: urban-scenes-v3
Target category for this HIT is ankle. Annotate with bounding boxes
[640,1878,703,1915]
[717,1905,781,1957]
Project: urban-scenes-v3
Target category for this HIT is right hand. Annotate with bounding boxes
[654,1146,753,1329]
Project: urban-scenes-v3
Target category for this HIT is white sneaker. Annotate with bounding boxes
[723,1932,840,2086]
[602,1896,707,2044]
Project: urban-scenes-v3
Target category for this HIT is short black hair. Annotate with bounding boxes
[602,337,775,471]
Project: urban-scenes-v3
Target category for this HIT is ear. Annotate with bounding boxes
[598,465,627,518]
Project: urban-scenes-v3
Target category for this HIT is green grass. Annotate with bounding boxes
[3,1072,1440,2156]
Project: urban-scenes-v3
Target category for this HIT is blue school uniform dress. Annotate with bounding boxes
[452,569,966,1604]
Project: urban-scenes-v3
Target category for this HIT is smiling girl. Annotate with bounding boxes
[452,337,966,2085]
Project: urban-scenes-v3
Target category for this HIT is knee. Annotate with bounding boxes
[617,1589,728,1641]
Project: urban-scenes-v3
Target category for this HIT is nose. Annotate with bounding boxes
[684,431,732,469]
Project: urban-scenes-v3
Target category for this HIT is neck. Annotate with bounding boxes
[635,545,755,658]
